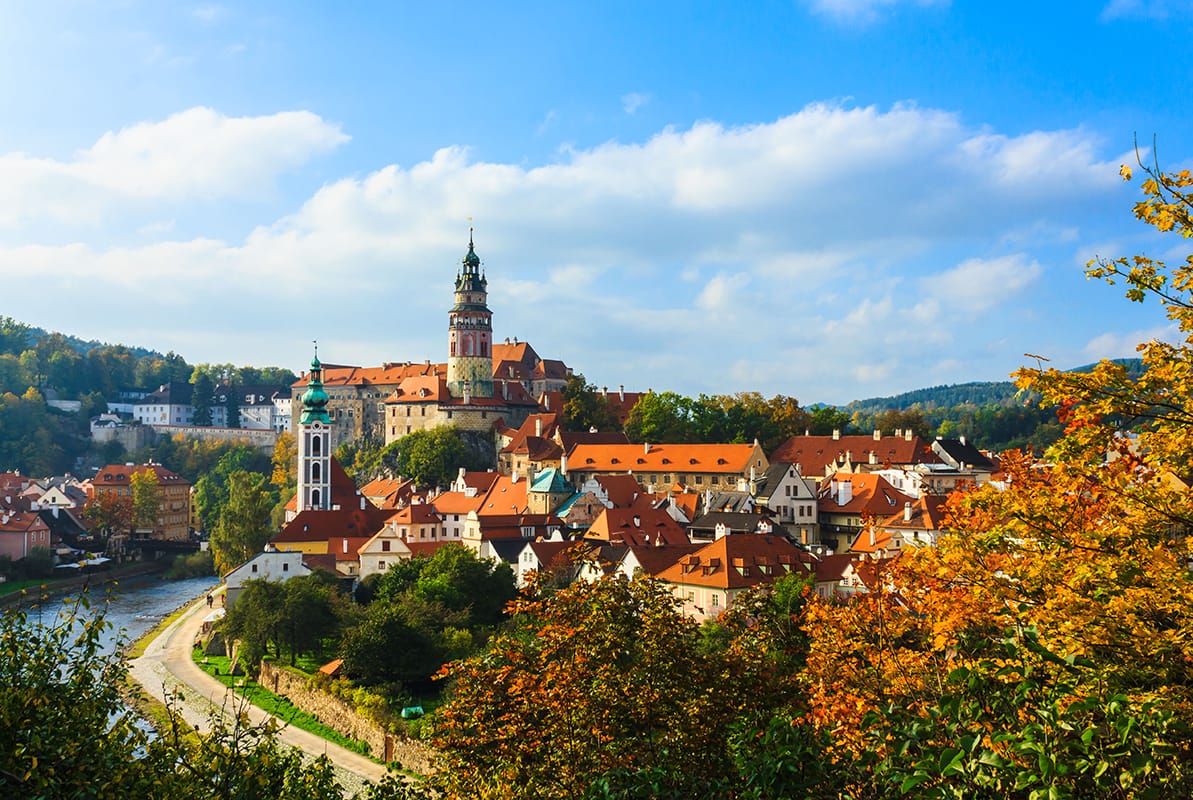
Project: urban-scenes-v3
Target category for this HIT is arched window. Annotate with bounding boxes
[312,436,322,456]
[311,488,321,507]
[312,462,321,481]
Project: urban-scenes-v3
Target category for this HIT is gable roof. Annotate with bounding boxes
[654,533,814,590]
[283,457,362,513]
[477,475,530,516]
[585,507,690,547]
[771,432,936,476]
[568,443,764,475]
[273,504,395,545]
[94,462,190,489]
[591,474,642,508]
[878,494,950,532]
[933,438,996,471]
[754,461,800,501]
[818,472,915,517]
[622,541,703,578]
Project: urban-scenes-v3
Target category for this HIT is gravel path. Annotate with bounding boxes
[127,591,389,795]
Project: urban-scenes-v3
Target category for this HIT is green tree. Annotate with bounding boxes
[192,371,215,426]
[393,426,472,488]
[209,470,273,575]
[82,491,134,547]
[130,468,161,533]
[623,391,699,443]
[224,382,241,428]
[561,373,620,432]
[0,316,30,356]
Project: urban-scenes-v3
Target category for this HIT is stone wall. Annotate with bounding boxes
[256,661,436,775]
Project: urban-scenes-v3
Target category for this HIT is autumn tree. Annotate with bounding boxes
[82,491,134,547]
[797,155,1193,798]
[270,430,298,493]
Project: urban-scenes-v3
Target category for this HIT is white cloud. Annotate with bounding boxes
[0,101,1142,403]
[804,0,949,24]
[924,254,1041,312]
[1100,0,1191,21]
[0,107,347,227]
[621,92,651,115]
[1084,325,1180,359]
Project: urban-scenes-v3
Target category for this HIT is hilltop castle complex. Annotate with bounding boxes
[290,232,571,450]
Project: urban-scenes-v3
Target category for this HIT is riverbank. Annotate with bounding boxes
[0,559,171,607]
[126,589,390,790]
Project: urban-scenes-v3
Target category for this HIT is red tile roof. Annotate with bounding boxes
[818,472,915,517]
[654,534,814,590]
[586,507,690,547]
[274,504,395,545]
[771,433,938,476]
[567,443,764,475]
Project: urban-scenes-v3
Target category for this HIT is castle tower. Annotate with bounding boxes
[296,347,332,511]
[447,229,494,399]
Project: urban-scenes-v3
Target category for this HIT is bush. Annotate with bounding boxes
[165,550,215,579]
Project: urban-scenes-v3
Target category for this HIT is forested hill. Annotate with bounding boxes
[0,317,160,359]
[844,359,1144,415]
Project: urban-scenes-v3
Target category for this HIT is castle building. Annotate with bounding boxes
[289,233,568,452]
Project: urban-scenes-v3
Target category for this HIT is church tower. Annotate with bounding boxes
[447,230,494,399]
[296,347,332,511]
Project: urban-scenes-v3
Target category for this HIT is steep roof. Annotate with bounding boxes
[933,438,996,471]
[568,443,764,475]
[358,477,415,510]
[877,494,950,533]
[283,458,362,513]
[585,507,690,547]
[818,472,915,517]
[654,533,814,590]
[688,512,790,539]
[431,490,487,516]
[771,432,936,476]
[591,474,642,508]
[622,541,703,578]
[557,429,632,453]
[754,461,798,502]
[477,475,530,516]
[529,468,573,494]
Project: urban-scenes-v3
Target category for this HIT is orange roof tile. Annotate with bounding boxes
[567,443,764,475]
[586,507,689,547]
[654,534,814,590]
[818,472,915,517]
[771,433,938,476]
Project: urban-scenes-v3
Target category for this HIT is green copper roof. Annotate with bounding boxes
[300,351,330,425]
[529,468,573,494]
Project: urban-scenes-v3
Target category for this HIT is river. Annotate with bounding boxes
[21,574,219,654]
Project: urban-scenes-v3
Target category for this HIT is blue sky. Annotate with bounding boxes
[1,0,1191,404]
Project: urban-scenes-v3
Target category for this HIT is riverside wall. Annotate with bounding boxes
[257,661,436,775]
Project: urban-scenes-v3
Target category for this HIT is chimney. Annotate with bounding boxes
[832,429,840,440]
[535,418,542,437]
[869,451,877,465]
[873,429,881,441]
[342,539,348,554]
[632,514,641,528]
[830,478,838,498]
[560,454,568,476]
[750,465,756,482]
[904,501,912,522]
[846,450,852,464]
[360,497,366,510]
[618,385,624,402]
[839,480,852,505]
[512,470,520,483]
[644,441,650,455]
[869,527,876,547]
[959,435,967,447]
[905,429,913,441]
[602,386,608,397]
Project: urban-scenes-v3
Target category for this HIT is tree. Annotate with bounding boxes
[224,382,241,428]
[192,372,215,426]
[432,576,791,799]
[271,431,298,493]
[130,468,161,533]
[209,470,274,575]
[392,426,474,488]
[560,373,620,432]
[0,594,415,799]
[623,391,699,443]
[82,491,134,547]
[794,156,1193,798]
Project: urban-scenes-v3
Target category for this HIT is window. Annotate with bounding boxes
[712,593,720,608]
[695,476,703,485]
[251,564,258,573]
[382,540,391,552]
[282,563,289,572]
[712,476,719,485]
[378,560,386,570]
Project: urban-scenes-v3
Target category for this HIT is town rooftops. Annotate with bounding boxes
[770,431,936,476]
[655,533,814,590]
[94,462,189,487]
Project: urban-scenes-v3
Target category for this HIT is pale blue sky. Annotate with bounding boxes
[1,1,1191,403]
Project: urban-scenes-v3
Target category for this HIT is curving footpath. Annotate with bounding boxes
[127,592,389,790]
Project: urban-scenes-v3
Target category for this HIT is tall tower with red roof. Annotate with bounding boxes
[297,347,332,511]
[446,230,495,400]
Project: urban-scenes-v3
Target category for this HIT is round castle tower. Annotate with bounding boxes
[446,230,494,400]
